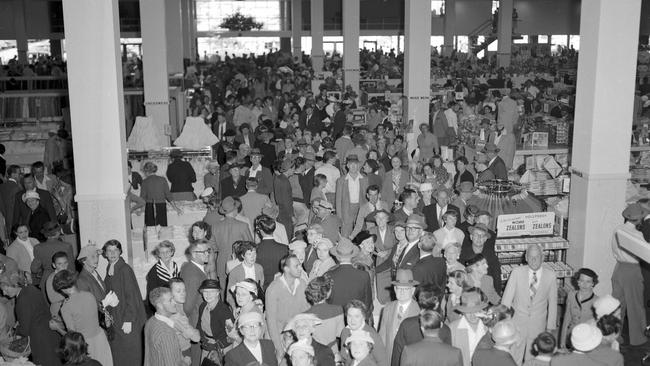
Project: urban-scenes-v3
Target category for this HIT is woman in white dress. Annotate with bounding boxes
[6,224,39,283]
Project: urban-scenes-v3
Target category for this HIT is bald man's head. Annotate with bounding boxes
[525,244,543,271]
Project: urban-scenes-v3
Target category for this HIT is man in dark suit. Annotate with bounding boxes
[391,188,421,224]
[248,148,274,195]
[277,137,300,161]
[483,143,508,180]
[423,189,460,233]
[214,129,238,166]
[256,132,277,169]
[273,159,294,239]
[225,311,278,366]
[377,215,423,279]
[326,238,373,314]
[332,102,348,139]
[180,241,209,366]
[412,233,447,293]
[299,152,316,205]
[256,215,289,290]
[304,104,324,135]
[0,165,22,233]
[13,173,56,228]
[400,310,463,366]
[390,284,452,366]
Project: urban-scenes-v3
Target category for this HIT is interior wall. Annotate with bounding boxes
[0,0,54,40]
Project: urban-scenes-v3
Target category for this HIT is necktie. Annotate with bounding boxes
[94,270,105,291]
[397,304,406,321]
[393,244,405,266]
[395,244,409,266]
[530,271,538,300]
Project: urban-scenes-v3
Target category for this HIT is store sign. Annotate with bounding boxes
[496,212,556,238]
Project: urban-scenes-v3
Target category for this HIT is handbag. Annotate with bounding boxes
[200,339,226,366]
[98,306,115,341]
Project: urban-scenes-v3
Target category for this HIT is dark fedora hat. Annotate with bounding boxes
[199,279,221,291]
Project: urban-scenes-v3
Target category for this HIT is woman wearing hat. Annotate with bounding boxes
[221,163,247,199]
[20,190,49,241]
[284,313,335,366]
[340,300,388,366]
[308,238,336,280]
[197,279,236,362]
[551,323,622,366]
[464,254,501,306]
[346,330,377,366]
[287,338,316,366]
[226,241,265,309]
[140,161,183,227]
[224,311,277,366]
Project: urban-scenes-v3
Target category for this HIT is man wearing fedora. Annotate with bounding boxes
[335,154,369,238]
[326,238,373,315]
[378,269,421,361]
[311,199,341,244]
[273,159,295,239]
[247,148,274,195]
[209,196,253,289]
[376,215,423,288]
[611,202,648,347]
[30,221,73,289]
[502,244,557,364]
[399,310,462,366]
[551,323,623,366]
[482,143,507,180]
[471,320,518,366]
[449,288,489,366]
[13,173,57,230]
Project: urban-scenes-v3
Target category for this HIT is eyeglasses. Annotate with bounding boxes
[239,324,261,331]
[406,226,422,231]
[192,250,210,255]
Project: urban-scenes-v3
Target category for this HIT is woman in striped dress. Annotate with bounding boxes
[145,240,180,312]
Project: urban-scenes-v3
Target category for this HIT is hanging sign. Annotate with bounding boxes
[496,212,555,238]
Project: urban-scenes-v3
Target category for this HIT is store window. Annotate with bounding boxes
[196,0,284,32]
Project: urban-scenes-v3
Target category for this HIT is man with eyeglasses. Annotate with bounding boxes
[224,312,277,366]
[180,241,210,333]
[396,215,424,276]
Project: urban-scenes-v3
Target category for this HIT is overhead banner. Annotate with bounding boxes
[496,212,555,238]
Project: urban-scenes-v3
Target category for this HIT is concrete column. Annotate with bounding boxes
[404,0,431,134]
[567,0,641,295]
[280,0,291,52]
[49,39,62,59]
[166,0,184,75]
[62,0,131,255]
[13,0,28,65]
[140,0,171,147]
[310,0,324,73]
[496,0,513,67]
[181,0,192,62]
[291,0,302,59]
[342,0,360,93]
[442,0,456,57]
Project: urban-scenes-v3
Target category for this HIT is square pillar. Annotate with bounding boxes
[166,0,184,75]
[140,0,171,147]
[442,0,456,57]
[497,0,513,67]
[567,0,641,295]
[310,0,324,73]
[62,0,131,255]
[13,0,28,65]
[404,0,431,135]
[343,0,360,94]
[181,0,192,62]
[291,0,302,60]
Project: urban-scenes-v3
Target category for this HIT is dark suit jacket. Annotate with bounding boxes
[257,238,289,290]
[303,244,319,274]
[412,255,447,293]
[299,167,315,205]
[375,241,420,277]
[0,180,21,232]
[459,230,501,291]
[180,261,208,326]
[332,110,347,139]
[326,264,373,314]
[273,174,294,238]
[472,348,516,366]
[400,337,463,366]
[14,188,57,228]
[251,166,274,195]
[220,176,247,199]
[225,339,278,366]
[391,316,452,366]
[256,142,277,169]
[312,339,335,366]
[487,156,508,180]
[305,112,324,135]
[277,148,300,161]
[423,202,460,233]
[166,160,196,193]
[197,300,234,347]
[76,268,107,305]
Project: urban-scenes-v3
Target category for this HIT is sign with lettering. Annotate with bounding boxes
[496,212,555,238]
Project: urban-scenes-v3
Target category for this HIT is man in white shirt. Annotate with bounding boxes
[314,151,340,203]
[611,203,648,346]
[350,185,390,239]
[144,287,187,366]
[336,155,368,238]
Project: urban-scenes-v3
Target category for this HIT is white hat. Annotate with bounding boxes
[237,311,264,328]
[22,191,40,202]
[419,182,433,192]
[283,313,322,332]
[593,294,621,319]
[200,187,214,198]
[230,281,258,295]
[288,240,307,252]
[571,323,603,352]
[288,339,315,357]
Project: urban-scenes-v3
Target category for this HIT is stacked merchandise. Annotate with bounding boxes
[552,121,570,145]
[522,178,561,196]
[500,262,573,282]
